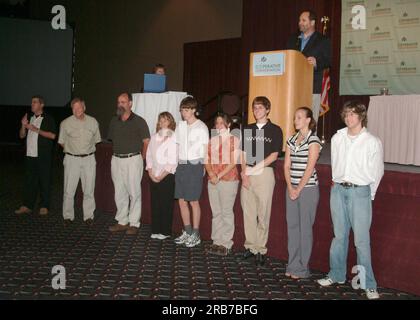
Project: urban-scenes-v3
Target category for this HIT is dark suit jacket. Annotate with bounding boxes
[286,31,331,94]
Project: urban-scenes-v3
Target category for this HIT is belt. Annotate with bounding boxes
[113,152,140,159]
[65,152,95,158]
[339,182,359,188]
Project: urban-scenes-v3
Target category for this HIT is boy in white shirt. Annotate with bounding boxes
[317,101,384,300]
[174,97,209,248]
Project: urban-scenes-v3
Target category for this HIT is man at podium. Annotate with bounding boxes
[286,10,331,123]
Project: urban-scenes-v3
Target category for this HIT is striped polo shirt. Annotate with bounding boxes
[286,132,322,187]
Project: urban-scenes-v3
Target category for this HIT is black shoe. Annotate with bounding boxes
[256,253,266,266]
[63,219,73,227]
[85,219,94,226]
[242,249,255,260]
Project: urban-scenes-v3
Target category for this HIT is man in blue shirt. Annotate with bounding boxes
[286,10,331,123]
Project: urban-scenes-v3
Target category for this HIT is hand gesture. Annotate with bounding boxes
[307,57,317,67]
[21,113,28,127]
[26,124,39,132]
[241,174,251,190]
[210,176,219,185]
[288,186,301,201]
[148,171,159,183]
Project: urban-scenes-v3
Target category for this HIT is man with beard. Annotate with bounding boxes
[107,93,150,235]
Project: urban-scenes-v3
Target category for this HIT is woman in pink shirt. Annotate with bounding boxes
[146,112,178,240]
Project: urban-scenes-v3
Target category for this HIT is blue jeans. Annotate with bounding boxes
[328,184,377,289]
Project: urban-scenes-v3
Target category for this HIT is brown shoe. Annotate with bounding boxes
[126,226,139,235]
[63,219,74,227]
[85,219,94,226]
[15,206,32,215]
[109,224,129,232]
[207,244,221,255]
[217,246,232,256]
[39,208,49,216]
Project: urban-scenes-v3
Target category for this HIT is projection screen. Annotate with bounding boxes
[0,17,74,107]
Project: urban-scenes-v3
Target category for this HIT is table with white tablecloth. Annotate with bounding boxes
[132,91,188,135]
[368,95,420,166]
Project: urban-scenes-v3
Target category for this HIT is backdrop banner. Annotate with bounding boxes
[340,0,420,95]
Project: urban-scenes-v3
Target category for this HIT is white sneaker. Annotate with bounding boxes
[366,288,380,300]
[157,234,170,240]
[151,234,160,239]
[174,231,190,245]
[317,277,346,287]
[185,233,201,248]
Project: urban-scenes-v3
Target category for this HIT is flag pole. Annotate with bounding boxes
[320,16,330,145]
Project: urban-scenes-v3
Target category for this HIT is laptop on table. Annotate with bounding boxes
[143,74,167,93]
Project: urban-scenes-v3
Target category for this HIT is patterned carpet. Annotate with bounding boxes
[0,152,418,300]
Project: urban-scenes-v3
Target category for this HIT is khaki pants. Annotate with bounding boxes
[111,155,143,228]
[241,167,276,255]
[208,180,239,249]
[63,154,96,221]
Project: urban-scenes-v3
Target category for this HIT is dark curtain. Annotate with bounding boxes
[183,38,242,122]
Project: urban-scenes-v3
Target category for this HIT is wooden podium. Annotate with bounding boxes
[248,50,313,151]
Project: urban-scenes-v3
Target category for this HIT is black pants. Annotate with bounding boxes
[23,155,52,210]
[150,174,175,236]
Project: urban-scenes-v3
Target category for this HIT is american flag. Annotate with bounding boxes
[319,68,330,117]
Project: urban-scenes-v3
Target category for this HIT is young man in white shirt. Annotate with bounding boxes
[174,96,209,248]
[317,101,384,300]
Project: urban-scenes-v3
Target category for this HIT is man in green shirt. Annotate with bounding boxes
[107,93,150,235]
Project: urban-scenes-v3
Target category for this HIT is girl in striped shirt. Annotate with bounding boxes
[284,107,322,279]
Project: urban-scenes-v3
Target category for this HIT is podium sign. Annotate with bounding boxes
[253,52,285,77]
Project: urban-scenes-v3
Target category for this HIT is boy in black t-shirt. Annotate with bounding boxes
[241,96,283,266]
